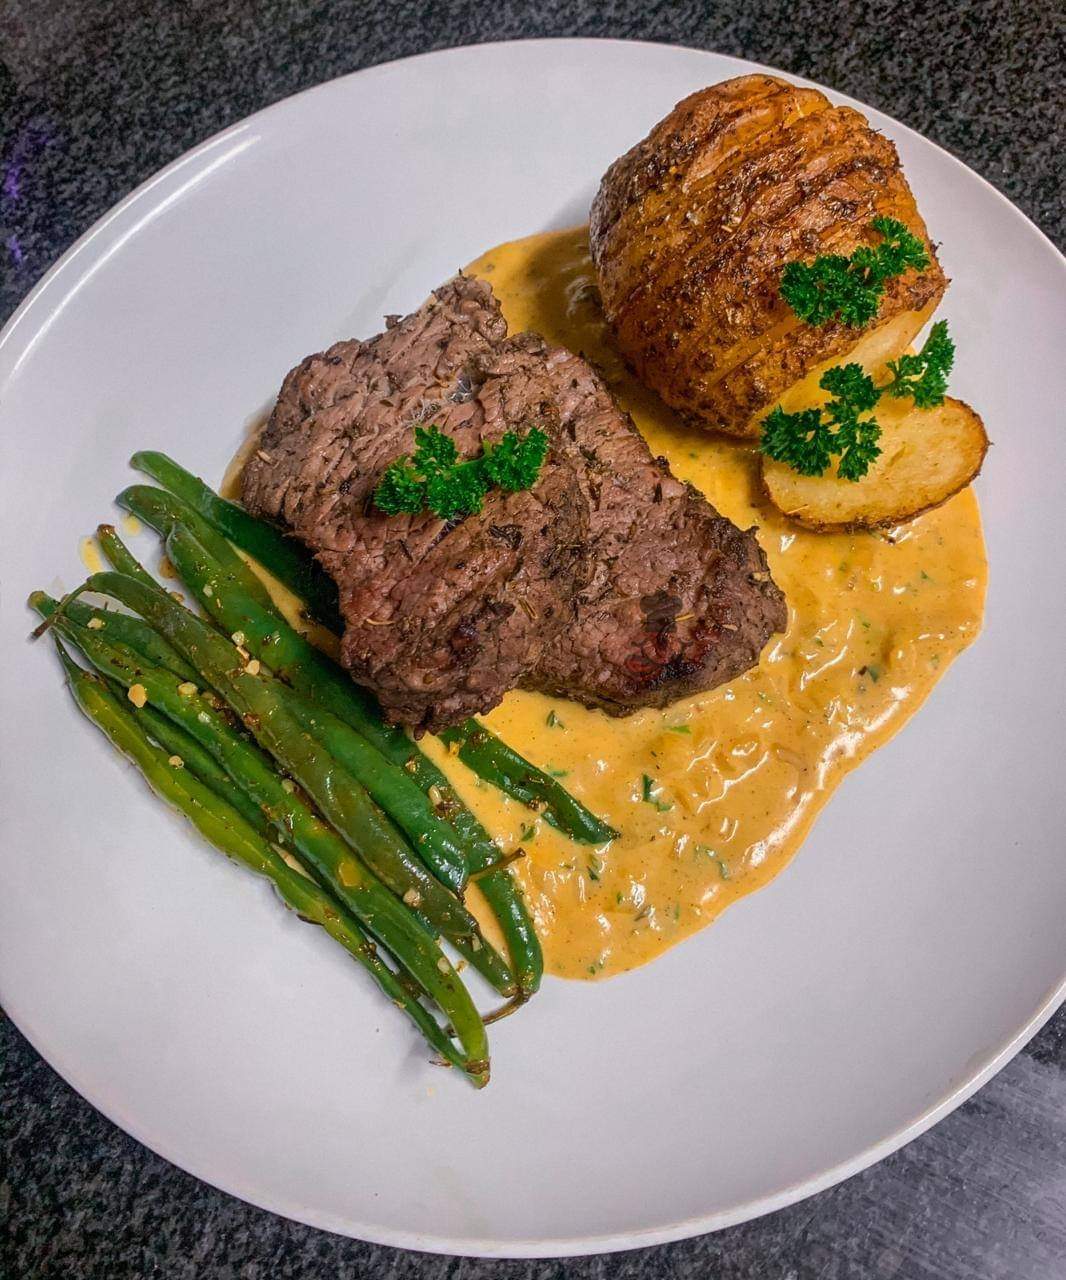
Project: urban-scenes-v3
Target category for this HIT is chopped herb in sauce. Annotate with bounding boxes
[696,845,730,880]
[641,773,673,812]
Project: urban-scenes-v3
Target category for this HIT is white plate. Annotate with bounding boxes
[1,39,1064,1259]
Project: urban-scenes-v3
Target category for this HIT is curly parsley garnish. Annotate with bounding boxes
[760,322,954,481]
[780,217,931,328]
[881,320,956,408]
[374,423,549,520]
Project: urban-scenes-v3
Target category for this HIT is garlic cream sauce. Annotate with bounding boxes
[426,226,989,981]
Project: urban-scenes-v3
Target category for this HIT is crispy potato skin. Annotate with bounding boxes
[590,75,948,438]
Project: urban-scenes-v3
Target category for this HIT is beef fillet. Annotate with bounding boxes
[242,277,786,730]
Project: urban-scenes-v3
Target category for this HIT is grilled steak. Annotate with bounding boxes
[242,277,786,730]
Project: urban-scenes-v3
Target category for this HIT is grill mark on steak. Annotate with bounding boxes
[242,275,786,729]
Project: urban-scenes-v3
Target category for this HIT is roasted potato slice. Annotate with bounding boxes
[590,75,947,439]
[761,396,988,530]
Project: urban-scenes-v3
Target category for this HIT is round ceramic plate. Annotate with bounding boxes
[1,39,1064,1258]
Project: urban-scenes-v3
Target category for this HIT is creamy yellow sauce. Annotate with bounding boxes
[423,226,989,981]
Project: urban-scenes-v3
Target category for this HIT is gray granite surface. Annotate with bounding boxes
[1,1,1064,1275]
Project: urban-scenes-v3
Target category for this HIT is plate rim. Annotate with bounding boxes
[2,36,1064,1259]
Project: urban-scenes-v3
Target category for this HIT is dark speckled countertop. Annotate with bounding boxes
[2,3,1064,1276]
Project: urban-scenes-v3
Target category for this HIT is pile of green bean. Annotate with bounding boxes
[31,456,618,1085]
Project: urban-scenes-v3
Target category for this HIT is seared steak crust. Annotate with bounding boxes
[243,276,786,729]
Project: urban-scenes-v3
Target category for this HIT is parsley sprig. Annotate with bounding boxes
[374,423,549,520]
[780,217,931,328]
[760,321,954,482]
[881,320,956,408]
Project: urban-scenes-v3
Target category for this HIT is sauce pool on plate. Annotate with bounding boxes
[417,226,989,981]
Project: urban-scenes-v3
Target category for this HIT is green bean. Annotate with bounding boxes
[437,722,618,845]
[95,529,493,901]
[95,523,164,591]
[101,524,491,885]
[92,529,509,990]
[76,564,513,995]
[444,723,617,844]
[165,519,477,891]
[274,686,477,891]
[475,866,543,996]
[130,696,275,840]
[61,577,490,1075]
[31,587,197,683]
[52,640,476,1078]
[131,450,343,630]
[115,485,278,615]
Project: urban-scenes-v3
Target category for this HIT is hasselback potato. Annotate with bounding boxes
[589,74,947,438]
